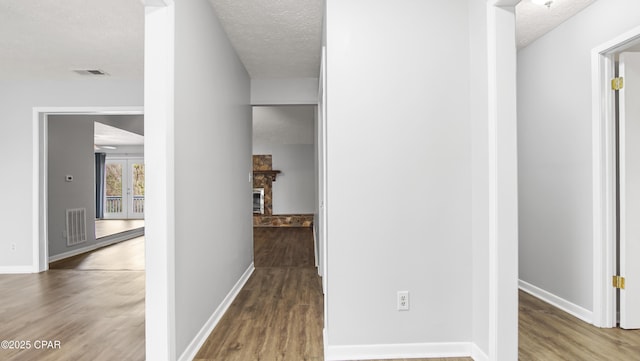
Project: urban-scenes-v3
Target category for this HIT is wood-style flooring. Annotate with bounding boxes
[195,227,323,361]
[4,225,640,361]
[49,236,145,270]
[95,219,144,239]
[0,237,145,361]
[254,227,315,268]
[519,290,640,360]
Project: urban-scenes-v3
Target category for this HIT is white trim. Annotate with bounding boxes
[320,44,329,309]
[144,2,176,360]
[323,328,329,358]
[33,106,145,273]
[519,280,593,324]
[487,2,519,360]
[471,343,489,361]
[486,4,499,358]
[47,229,144,263]
[590,24,640,328]
[324,341,472,361]
[33,109,44,273]
[0,266,37,274]
[178,263,255,361]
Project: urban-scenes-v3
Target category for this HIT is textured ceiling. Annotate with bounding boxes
[0,0,144,80]
[208,0,324,78]
[0,0,598,80]
[516,0,597,49]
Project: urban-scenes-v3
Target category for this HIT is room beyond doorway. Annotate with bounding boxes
[96,219,145,239]
[35,107,144,272]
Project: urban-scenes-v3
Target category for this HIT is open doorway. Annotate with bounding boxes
[592,27,640,329]
[22,107,147,359]
[33,107,144,272]
[251,105,317,267]
[46,114,144,265]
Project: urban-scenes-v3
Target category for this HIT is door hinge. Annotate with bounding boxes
[613,275,626,289]
[612,77,624,90]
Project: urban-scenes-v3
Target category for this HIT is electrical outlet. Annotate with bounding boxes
[397,291,409,311]
[10,243,16,251]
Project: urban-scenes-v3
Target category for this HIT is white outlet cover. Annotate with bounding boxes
[397,291,409,311]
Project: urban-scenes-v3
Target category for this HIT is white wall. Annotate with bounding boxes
[325,0,472,353]
[0,79,142,271]
[172,0,252,357]
[518,0,640,312]
[251,78,318,105]
[47,115,97,258]
[253,106,315,214]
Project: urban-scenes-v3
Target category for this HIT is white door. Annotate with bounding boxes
[619,52,640,329]
[104,158,145,219]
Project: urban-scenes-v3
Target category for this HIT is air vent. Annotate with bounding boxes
[73,69,108,76]
[66,208,87,246]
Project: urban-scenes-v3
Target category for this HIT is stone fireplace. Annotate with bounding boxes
[252,155,279,216]
[252,155,313,227]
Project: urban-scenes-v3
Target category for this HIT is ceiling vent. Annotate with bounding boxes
[73,69,108,76]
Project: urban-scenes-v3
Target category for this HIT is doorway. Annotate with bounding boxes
[34,107,144,272]
[592,26,640,329]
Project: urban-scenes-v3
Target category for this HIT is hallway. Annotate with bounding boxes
[194,227,324,360]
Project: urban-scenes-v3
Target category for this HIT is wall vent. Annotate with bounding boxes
[66,208,87,246]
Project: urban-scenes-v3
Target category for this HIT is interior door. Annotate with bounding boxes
[619,52,640,329]
[104,158,144,219]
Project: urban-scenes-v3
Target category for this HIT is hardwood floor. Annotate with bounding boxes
[49,236,145,270]
[95,219,144,239]
[519,290,640,360]
[194,266,324,361]
[0,237,145,361]
[0,271,144,361]
[196,227,322,361]
[253,227,315,267]
[5,227,640,361]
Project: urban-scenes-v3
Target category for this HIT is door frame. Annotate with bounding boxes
[591,25,640,328]
[33,106,144,272]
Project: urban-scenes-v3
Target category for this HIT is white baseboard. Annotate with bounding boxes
[519,279,593,324]
[48,228,144,263]
[471,343,489,361]
[0,266,36,274]
[324,340,472,360]
[178,263,255,361]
